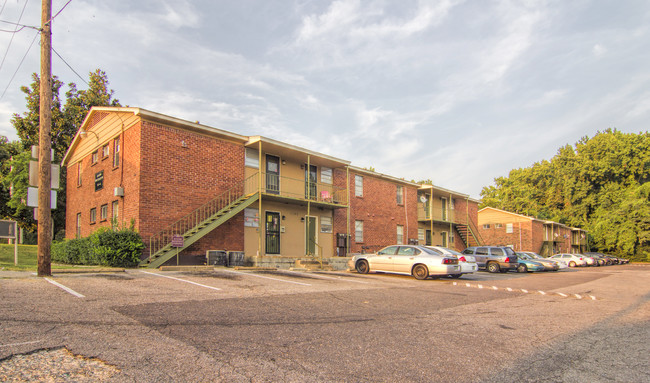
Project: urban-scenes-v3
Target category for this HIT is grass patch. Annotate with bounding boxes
[0,244,85,271]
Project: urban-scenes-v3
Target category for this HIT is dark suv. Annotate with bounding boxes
[462,246,519,273]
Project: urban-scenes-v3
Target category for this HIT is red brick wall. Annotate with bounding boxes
[334,171,418,253]
[138,121,246,256]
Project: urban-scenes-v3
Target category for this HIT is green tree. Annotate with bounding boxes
[3,69,121,240]
[481,129,649,260]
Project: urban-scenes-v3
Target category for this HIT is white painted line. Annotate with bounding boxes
[465,283,471,287]
[589,295,597,300]
[452,282,457,286]
[538,290,546,295]
[223,270,311,286]
[140,271,222,291]
[506,287,513,292]
[557,292,568,297]
[521,289,528,293]
[478,284,483,289]
[286,271,369,284]
[0,340,42,348]
[492,286,498,290]
[575,294,583,299]
[44,278,85,298]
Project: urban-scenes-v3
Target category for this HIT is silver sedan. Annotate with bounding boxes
[349,245,462,280]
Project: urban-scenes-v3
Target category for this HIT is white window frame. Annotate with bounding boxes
[320,216,332,233]
[245,148,259,168]
[113,137,120,168]
[355,175,363,197]
[396,185,403,205]
[90,208,96,224]
[397,225,404,245]
[506,223,514,233]
[321,167,332,184]
[100,204,108,221]
[244,208,260,227]
[418,228,425,243]
[355,220,364,243]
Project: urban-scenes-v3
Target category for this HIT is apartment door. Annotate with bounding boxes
[425,230,432,246]
[265,212,280,254]
[305,216,317,255]
[441,198,448,221]
[266,155,280,194]
[304,164,317,200]
[441,232,448,247]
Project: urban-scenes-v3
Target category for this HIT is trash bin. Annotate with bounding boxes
[228,251,245,267]
[206,250,228,266]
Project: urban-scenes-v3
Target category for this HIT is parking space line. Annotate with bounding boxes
[286,271,369,284]
[140,271,222,291]
[223,270,311,286]
[450,281,597,300]
[44,278,85,298]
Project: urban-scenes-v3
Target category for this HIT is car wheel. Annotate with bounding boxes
[449,274,462,279]
[412,264,429,280]
[487,262,500,273]
[517,264,528,273]
[355,260,369,274]
[569,261,576,267]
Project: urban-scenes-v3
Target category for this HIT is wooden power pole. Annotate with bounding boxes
[37,0,52,277]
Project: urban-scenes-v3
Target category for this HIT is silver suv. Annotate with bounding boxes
[461,246,519,273]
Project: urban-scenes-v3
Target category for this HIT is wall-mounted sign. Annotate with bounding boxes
[95,170,104,191]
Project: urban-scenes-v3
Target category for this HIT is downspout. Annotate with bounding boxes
[306,154,311,256]
[449,193,452,248]
[519,221,522,251]
[404,186,408,244]
[346,166,350,255]
[258,141,262,258]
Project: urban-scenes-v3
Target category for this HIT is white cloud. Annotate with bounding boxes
[592,44,607,57]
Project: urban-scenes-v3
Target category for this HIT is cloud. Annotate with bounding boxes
[592,44,607,57]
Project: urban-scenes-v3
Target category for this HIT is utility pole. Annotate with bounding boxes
[38,0,52,277]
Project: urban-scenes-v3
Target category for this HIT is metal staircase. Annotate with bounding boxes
[142,175,259,268]
[455,219,483,248]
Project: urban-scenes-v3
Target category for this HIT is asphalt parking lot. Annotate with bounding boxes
[1,264,648,382]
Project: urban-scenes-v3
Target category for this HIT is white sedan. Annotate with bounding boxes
[426,246,478,278]
[550,253,587,267]
[349,245,462,280]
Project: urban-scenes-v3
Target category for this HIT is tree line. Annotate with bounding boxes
[480,129,649,261]
[0,69,120,241]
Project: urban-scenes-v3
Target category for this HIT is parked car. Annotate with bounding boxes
[584,252,616,265]
[520,251,567,269]
[461,246,519,273]
[349,245,462,280]
[549,253,587,267]
[515,253,546,273]
[583,253,608,266]
[426,246,478,278]
[517,252,559,271]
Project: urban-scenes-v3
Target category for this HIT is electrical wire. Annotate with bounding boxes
[47,0,72,25]
[0,29,38,101]
[0,0,30,74]
[51,46,88,86]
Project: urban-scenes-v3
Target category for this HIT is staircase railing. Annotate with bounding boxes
[149,174,259,259]
[466,216,484,246]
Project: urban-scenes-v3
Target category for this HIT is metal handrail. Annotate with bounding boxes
[466,215,484,245]
[148,174,259,260]
[260,172,348,205]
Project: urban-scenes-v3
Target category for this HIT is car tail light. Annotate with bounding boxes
[458,256,467,262]
[504,257,510,263]
[443,258,458,264]
[579,257,583,260]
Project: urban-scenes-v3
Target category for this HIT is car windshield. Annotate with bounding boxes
[518,253,531,260]
[419,247,442,255]
[504,247,516,256]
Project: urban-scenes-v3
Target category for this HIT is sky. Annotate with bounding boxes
[1,0,649,199]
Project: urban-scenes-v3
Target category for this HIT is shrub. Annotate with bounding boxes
[52,227,144,267]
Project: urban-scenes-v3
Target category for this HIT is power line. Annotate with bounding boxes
[52,46,88,86]
[0,29,38,102]
[0,0,30,74]
[47,0,72,25]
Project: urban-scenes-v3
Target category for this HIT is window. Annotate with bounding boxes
[321,167,332,184]
[76,213,81,238]
[113,137,120,167]
[396,225,404,245]
[355,220,364,242]
[418,229,425,243]
[476,247,488,255]
[77,162,82,187]
[378,246,398,255]
[396,185,403,205]
[506,223,514,233]
[100,204,108,221]
[245,148,259,168]
[244,208,259,227]
[482,224,490,229]
[355,175,363,197]
[90,208,97,224]
[450,198,455,210]
[91,150,98,164]
[320,216,332,233]
[102,144,110,158]
[495,223,503,228]
[491,248,504,256]
[112,201,119,226]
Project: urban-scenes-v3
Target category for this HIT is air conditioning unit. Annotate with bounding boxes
[114,187,124,197]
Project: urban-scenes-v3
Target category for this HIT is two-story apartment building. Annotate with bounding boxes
[477,207,588,256]
[62,107,481,268]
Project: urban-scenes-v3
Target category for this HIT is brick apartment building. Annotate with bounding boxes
[62,107,481,268]
[477,207,588,256]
